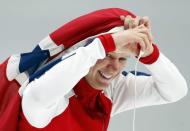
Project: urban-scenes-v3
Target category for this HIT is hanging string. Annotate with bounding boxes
[132,50,144,131]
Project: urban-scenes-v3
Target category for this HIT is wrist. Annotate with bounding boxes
[139,44,160,64]
[98,34,116,53]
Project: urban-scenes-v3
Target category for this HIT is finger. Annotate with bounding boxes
[120,15,125,21]
[140,16,151,29]
[128,16,140,29]
[134,16,140,27]
[139,30,153,43]
[135,26,153,43]
[147,30,153,43]
[124,15,134,29]
[143,16,150,28]
[133,35,146,52]
[136,32,151,51]
[128,19,135,29]
[120,15,128,29]
[123,15,130,29]
[141,29,153,43]
[146,41,153,53]
[120,15,128,30]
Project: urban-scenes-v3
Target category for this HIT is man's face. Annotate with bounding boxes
[85,51,128,90]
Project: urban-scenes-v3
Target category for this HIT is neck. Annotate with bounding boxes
[84,76,105,90]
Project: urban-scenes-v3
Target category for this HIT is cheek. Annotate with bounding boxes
[95,60,109,69]
[115,62,127,74]
[89,60,107,75]
[121,62,127,68]
[88,61,109,79]
[120,62,127,71]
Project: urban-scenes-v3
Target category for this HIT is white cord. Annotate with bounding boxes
[132,50,144,131]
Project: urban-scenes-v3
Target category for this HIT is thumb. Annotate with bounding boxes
[120,15,125,21]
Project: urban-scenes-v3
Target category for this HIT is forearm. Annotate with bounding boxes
[111,45,188,116]
[145,52,188,102]
[139,44,188,101]
[22,38,106,105]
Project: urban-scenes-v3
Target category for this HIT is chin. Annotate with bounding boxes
[95,80,110,89]
[96,85,108,90]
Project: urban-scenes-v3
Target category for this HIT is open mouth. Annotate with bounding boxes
[98,71,112,80]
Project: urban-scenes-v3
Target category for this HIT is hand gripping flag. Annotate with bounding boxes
[0,8,135,131]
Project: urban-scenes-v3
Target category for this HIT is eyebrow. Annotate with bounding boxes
[106,53,127,60]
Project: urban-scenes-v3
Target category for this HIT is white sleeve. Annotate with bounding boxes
[21,38,106,128]
[110,53,188,116]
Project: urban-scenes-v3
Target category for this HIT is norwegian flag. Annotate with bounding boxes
[0,8,135,131]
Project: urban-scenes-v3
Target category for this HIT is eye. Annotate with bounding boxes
[119,57,127,62]
[106,54,111,57]
[106,54,112,59]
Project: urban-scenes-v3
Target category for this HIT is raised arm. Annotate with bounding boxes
[110,45,188,116]
[21,35,115,127]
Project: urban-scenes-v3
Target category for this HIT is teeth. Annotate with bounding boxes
[100,71,112,79]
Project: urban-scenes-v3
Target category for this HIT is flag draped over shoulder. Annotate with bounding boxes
[0,8,135,131]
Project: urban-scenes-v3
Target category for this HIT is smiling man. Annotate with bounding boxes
[15,8,188,131]
[85,51,128,90]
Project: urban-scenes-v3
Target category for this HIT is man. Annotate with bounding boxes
[1,8,138,131]
[0,7,183,131]
[16,10,188,131]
